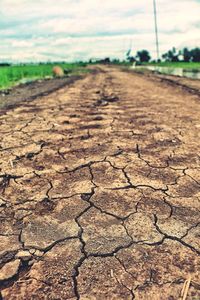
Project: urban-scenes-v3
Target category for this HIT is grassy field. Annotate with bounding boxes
[145,62,200,70]
[0,62,87,90]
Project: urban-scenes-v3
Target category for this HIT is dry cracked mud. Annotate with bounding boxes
[0,66,200,300]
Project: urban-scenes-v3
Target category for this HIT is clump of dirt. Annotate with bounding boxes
[52,66,64,77]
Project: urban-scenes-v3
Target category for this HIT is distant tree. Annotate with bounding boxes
[162,52,168,61]
[0,63,10,66]
[112,58,120,64]
[103,57,110,64]
[182,48,191,62]
[162,47,180,62]
[191,48,200,62]
[136,50,151,62]
[97,57,110,64]
[127,56,136,63]
[125,48,136,63]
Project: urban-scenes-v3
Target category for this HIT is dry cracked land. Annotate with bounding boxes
[0,66,200,300]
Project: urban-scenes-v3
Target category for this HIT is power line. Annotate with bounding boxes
[153,0,160,61]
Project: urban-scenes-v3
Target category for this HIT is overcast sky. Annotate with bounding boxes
[0,0,200,62]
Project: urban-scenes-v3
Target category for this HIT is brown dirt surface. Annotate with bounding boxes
[0,75,82,111]
[0,66,200,300]
[131,68,200,96]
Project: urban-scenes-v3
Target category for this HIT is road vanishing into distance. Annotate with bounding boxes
[0,66,200,299]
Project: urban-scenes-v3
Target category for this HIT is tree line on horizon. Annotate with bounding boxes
[127,47,200,63]
[0,47,200,67]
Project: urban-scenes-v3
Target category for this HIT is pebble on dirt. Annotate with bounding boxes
[0,259,21,281]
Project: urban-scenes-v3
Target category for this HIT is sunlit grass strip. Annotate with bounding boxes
[0,62,87,89]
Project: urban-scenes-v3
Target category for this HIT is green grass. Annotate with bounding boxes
[0,62,88,90]
[144,62,200,70]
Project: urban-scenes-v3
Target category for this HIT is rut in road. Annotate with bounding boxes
[0,66,200,300]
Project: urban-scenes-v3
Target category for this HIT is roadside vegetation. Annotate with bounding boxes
[144,62,200,70]
[0,62,87,90]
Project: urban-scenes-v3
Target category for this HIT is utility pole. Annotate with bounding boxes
[153,0,160,61]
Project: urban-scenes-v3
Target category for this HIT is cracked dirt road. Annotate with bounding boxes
[0,66,200,300]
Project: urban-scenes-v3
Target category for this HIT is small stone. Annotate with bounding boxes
[15,250,32,261]
[28,259,36,266]
[0,199,6,207]
[29,249,36,254]
[58,276,67,284]
[0,259,21,281]
[34,250,44,257]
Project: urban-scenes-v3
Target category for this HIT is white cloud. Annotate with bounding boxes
[0,0,200,62]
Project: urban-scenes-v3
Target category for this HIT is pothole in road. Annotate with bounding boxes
[93,116,104,121]
[80,124,102,130]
